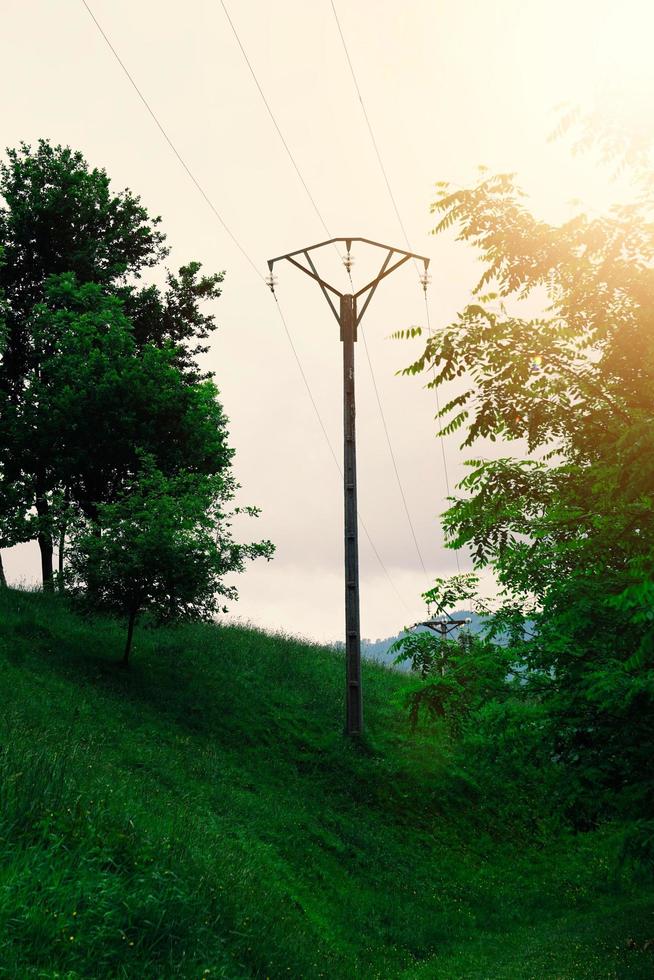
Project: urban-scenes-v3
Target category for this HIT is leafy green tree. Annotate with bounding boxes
[0,140,165,392]
[118,260,224,379]
[68,459,273,666]
[402,130,654,822]
[0,141,225,584]
[3,273,232,588]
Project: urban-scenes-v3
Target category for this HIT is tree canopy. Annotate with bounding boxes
[0,141,272,650]
[401,129,654,824]
[0,141,228,588]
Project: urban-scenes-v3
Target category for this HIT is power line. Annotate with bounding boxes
[329,0,412,253]
[79,0,410,611]
[79,0,261,282]
[218,0,331,240]
[424,294,462,574]
[329,0,463,576]
[273,296,412,613]
[359,327,428,577]
[217,0,349,271]
[217,0,430,587]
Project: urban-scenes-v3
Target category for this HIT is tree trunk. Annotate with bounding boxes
[122,607,137,667]
[38,531,54,591]
[35,491,54,591]
[0,552,6,588]
[57,489,69,592]
[58,528,65,589]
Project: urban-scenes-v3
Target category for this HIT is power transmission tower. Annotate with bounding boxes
[267,237,430,737]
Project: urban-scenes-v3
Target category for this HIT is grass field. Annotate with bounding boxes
[0,587,652,978]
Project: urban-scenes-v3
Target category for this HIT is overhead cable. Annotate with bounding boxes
[359,328,428,577]
[329,0,463,575]
[218,0,332,240]
[328,0,413,253]
[275,294,411,612]
[217,0,431,582]
[80,0,261,281]
[79,0,410,610]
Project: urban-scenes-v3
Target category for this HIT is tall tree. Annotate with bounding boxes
[401,132,654,821]
[5,273,234,587]
[0,141,224,584]
[0,140,166,394]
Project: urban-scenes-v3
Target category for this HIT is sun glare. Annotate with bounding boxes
[505,1,654,219]
[590,2,654,94]
[548,0,654,126]
[514,1,654,118]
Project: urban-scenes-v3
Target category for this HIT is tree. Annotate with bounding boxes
[0,140,166,394]
[401,128,654,822]
[0,141,225,584]
[68,459,274,666]
[2,273,233,588]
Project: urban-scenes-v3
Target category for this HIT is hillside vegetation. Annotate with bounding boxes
[0,588,652,979]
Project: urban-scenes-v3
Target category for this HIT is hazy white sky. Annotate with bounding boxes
[1,0,651,641]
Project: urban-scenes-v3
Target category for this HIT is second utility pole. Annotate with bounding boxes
[267,237,430,737]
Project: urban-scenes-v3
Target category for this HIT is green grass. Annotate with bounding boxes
[0,587,652,978]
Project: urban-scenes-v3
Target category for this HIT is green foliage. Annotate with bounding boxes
[119,259,225,378]
[20,274,232,515]
[422,573,480,613]
[0,140,165,323]
[391,627,513,733]
[1,588,653,978]
[67,459,273,663]
[619,820,654,879]
[399,124,654,826]
[0,141,229,585]
[388,325,423,341]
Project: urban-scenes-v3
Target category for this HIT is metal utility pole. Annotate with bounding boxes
[267,237,430,737]
[409,615,472,676]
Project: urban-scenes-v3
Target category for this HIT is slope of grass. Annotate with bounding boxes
[0,587,652,978]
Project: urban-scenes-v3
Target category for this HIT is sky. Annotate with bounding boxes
[1,0,652,643]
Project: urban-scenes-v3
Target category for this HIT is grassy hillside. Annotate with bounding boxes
[0,588,652,979]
